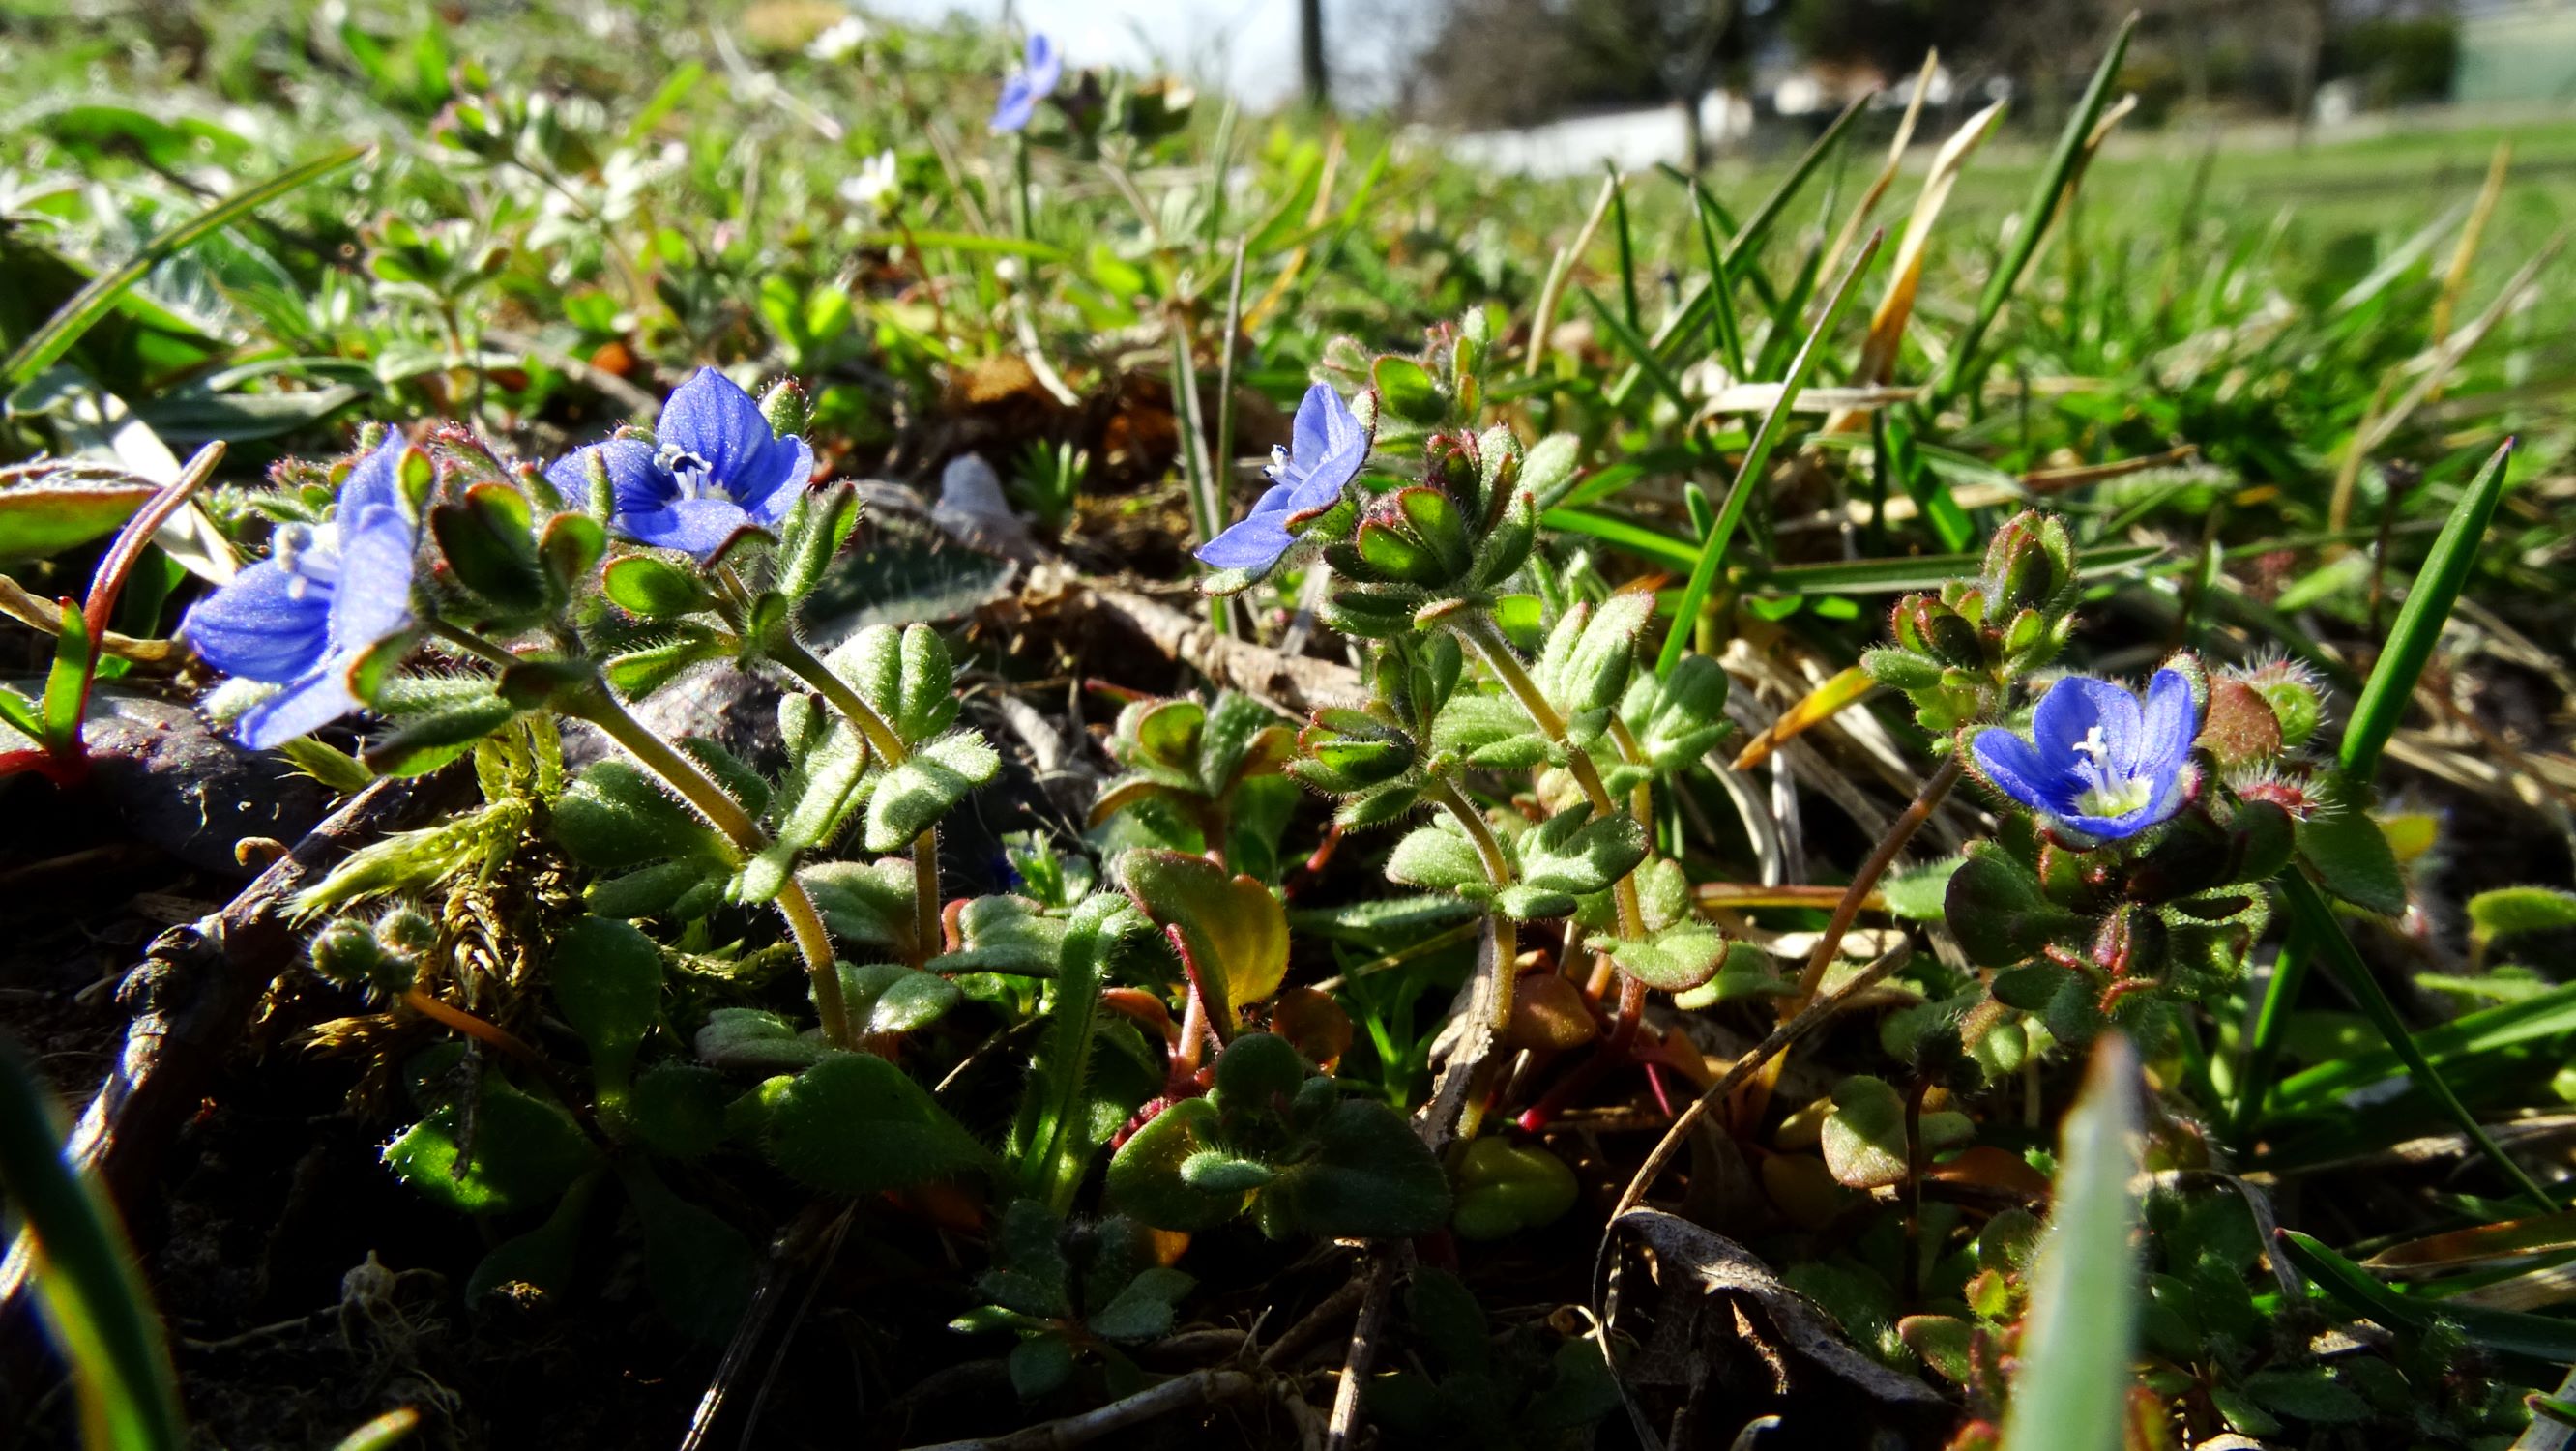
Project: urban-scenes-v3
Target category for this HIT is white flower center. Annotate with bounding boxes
[656,442,718,500]
[2073,769,2155,819]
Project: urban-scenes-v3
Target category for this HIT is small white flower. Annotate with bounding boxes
[807,15,870,63]
[839,149,899,210]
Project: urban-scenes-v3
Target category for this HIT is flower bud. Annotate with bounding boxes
[1981,510,2074,614]
[1902,597,1986,670]
[759,378,809,439]
[2229,656,2325,750]
[2196,679,2283,769]
[376,904,440,961]
[309,918,390,989]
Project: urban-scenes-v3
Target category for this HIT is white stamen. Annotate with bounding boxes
[2071,725,2110,761]
[656,442,717,500]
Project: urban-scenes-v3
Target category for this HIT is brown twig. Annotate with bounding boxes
[1604,941,1914,1223]
[899,1368,1262,1451]
[0,774,455,1319]
[1324,1249,1403,1451]
[1083,585,1365,716]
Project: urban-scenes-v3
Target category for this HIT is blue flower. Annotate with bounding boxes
[1195,383,1369,574]
[546,367,814,561]
[180,437,421,750]
[990,33,1062,133]
[1973,670,2200,842]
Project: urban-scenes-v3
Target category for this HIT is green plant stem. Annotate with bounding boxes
[1453,615,1646,943]
[1424,777,1521,1035]
[566,682,852,1049]
[764,637,944,972]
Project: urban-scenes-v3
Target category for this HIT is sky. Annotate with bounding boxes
[865,0,1391,111]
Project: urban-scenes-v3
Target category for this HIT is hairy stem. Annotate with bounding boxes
[566,682,853,1049]
[766,636,944,971]
[1424,778,1521,1035]
[1453,615,1648,943]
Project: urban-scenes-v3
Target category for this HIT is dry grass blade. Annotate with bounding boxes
[1730,663,1874,770]
[1523,171,1623,380]
[1822,99,2008,438]
[2366,1208,2576,1277]
[1815,49,1941,297]
[2432,140,2515,350]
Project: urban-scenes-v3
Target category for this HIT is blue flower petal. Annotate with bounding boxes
[336,437,408,519]
[179,557,333,683]
[327,503,419,655]
[2136,668,2198,773]
[619,497,760,560]
[991,73,1038,132]
[1025,33,1062,95]
[2030,675,2143,773]
[659,368,783,497]
[1195,514,1297,571]
[235,662,364,750]
[547,438,668,519]
[1972,726,2061,816]
[733,433,814,526]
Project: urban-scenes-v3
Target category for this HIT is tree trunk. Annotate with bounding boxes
[1300,0,1330,110]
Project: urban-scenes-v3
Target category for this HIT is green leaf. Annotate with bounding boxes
[928,894,1072,976]
[2467,886,2576,946]
[1007,1333,1076,1399]
[0,1040,187,1451]
[839,960,963,1034]
[620,1163,755,1343]
[1195,691,1292,798]
[1087,1265,1192,1344]
[2000,1037,2143,1451]
[1117,849,1289,1024]
[861,730,997,853]
[1012,896,1137,1212]
[1819,1075,1913,1190]
[1516,806,1649,896]
[383,1074,599,1216]
[1519,433,1584,508]
[1898,1315,1976,1385]
[629,1063,728,1160]
[799,858,922,959]
[603,626,733,699]
[601,555,716,618]
[761,1052,990,1196]
[1451,1137,1579,1241]
[1536,595,1654,732]
[430,483,544,614]
[549,915,662,1117]
[1265,1097,1452,1240]
[776,480,860,600]
[553,760,725,870]
[1883,856,1964,922]
[1603,920,1728,992]
[1621,653,1731,769]
[1947,842,2083,967]
[3,143,368,391]
[1385,821,1490,894]
[1106,1096,1241,1232]
[1181,1150,1276,1195]
[0,477,159,563]
[692,1008,823,1073]
[2296,785,2408,917]
[1372,356,1443,426]
[2241,1367,2369,1425]
[275,736,374,794]
[466,1173,599,1305]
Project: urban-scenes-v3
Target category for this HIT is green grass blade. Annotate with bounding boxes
[2,143,368,391]
[1722,92,1868,270]
[2340,438,2514,782]
[1929,14,2136,405]
[2235,439,2517,1140]
[1690,180,1746,381]
[1607,162,1640,332]
[1541,508,1702,570]
[0,1040,186,1451]
[2276,1230,2576,1362]
[1652,230,1882,678]
[2278,871,2556,1213]
[2001,1035,2143,1451]
[1583,292,1692,420]
[2270,980,2576,1112]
